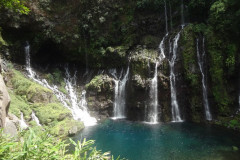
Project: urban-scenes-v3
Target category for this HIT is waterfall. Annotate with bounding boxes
[111,67,129,119]
[25,43,36,79]
[31,112,41,126]
[19,112,28,129]
[65,68,97,126]
[169,31,183,122]
[146,2,168,123]
[196,38,212,121]
[25,44,71,108]
[148,62,159,123]
[24,43,96,126]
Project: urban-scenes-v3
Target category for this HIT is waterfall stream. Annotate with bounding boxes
[24,43,96,126]
[170,31,182,122]
[196,38,212,121]
[148,62,159,123]
[147,2,168,123]
[19,112,28,129]
[111,67,130,119]
[65,68,97,126]
[31,112,41,126]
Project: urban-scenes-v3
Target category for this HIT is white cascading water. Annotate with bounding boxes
[31,112,41,126]
[148,62,159,123]
[196,38,212,121]
[168,1,186,122]
[111,67,130,119]
[25,44,70,108]
[169,32,183,122]
[64,68,97,126]
[147,1,168,123]
[24,43,96,126]
[19,112,28,129]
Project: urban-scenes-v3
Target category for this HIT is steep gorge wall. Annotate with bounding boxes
[0,0,240,129]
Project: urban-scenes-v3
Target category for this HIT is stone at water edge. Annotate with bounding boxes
[68,126,79,136]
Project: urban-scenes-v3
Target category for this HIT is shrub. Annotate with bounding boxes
[0,129,123,160]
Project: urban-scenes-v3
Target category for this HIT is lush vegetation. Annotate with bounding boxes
[0,129,122,160]
[0,0,30,14]
[5,68,84,137]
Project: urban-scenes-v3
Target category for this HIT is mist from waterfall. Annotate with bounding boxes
[196,38,212,121]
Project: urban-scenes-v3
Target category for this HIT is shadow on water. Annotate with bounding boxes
[70,119,240,160]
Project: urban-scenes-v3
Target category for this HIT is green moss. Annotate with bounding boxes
[181,24,200,88]
[50,118,84,137]
[6,67,84,137]
[32,103,71,125]
[131,48,158,79]
[216,114,240,130]
[8,90,32,120]
[0,29,7,47]
[105,45,128,61]
[205,28,232,115]
[11,70,55,103]
[86,74,113,93]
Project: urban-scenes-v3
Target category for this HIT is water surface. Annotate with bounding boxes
[73,120,240,160]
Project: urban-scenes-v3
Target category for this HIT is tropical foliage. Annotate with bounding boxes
[0,0,30,14]
[0,129,122,160]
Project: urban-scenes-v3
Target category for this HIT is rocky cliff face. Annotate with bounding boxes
[0,69,10,128]
[86,74,115,119]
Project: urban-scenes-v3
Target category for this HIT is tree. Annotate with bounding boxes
[0,0,30,14]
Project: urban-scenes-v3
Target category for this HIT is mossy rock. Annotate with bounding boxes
[106,46,128,58]
[216,114,240,130]
[85,74,114,93]
[8,90,32,120]
[130,46,158,79]
[180,24,200,88]
[49,118,84,137]
[205,27,233,115]
[32,103,72,125]
[11,70,56,103]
